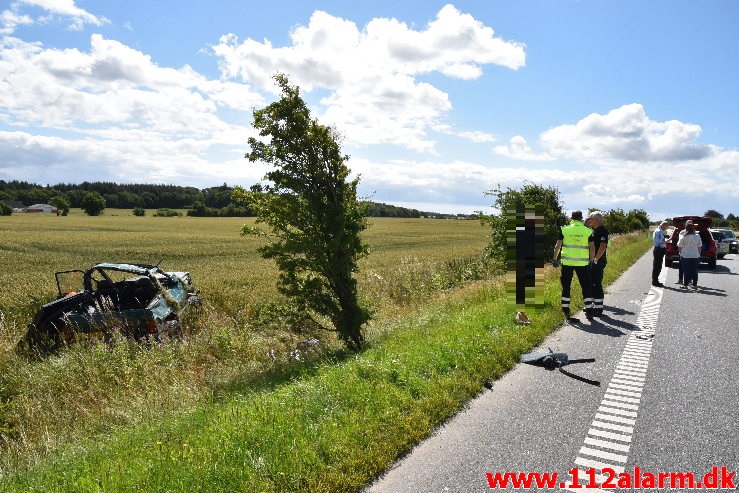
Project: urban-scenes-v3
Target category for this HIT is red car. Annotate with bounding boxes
[664,216,717,269]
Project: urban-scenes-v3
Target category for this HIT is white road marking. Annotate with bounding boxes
[584,436,631,453]
[566,268,666,489]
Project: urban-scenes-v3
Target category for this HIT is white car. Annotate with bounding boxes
[710,229,737,258]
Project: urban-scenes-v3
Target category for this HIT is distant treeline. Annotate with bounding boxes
[0,180,475,219]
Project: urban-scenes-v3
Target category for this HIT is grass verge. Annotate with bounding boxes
[0,232,651,492]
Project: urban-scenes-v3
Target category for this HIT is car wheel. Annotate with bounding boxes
[708,257,717,269]
[718,254,726,259]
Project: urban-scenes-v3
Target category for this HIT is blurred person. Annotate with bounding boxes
[506,206,545,324]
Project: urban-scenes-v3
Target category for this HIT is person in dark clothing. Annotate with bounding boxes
[587,211,609,317]
[652,221,669,287]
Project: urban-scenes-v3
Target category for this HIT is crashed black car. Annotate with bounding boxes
[19,263,200,353]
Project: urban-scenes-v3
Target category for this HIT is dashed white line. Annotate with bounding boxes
[565,268,667,490]
[584,436,631,453]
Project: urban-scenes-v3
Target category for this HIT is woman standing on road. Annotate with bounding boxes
[677,221,702,290]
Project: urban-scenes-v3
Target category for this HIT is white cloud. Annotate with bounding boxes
[433,124,496,143]
[1,0,108,33]
[1,5,526,194]
[0,130,203,182]
[0,8,33,34]
[0,34,263,132]
[351,157,573,208]
[0,31,266,187]
[2,4,734,220]
[540,103,716,162]
[483,104,739,213]
[455,130,496,143]
[212,5,525,153]
[320,74,450,153]
[493,136,553,161]
[582,184,645,205]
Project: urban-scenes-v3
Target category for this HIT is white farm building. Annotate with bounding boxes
[26,204,59,214]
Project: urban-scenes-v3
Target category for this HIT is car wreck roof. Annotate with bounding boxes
[92,263,159,275]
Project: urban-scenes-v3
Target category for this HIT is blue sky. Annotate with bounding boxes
[1,0,738,219]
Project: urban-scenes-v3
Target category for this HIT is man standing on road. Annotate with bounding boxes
[652,221,669,287]
[553,210,592,319]
[587,211,609,317]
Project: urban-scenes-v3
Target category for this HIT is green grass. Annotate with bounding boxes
[0,211,651,491]
[0,213,490,476]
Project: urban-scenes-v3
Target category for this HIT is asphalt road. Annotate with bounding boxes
[367,250,738,492]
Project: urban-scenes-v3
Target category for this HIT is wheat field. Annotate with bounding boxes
[0,211,490,473]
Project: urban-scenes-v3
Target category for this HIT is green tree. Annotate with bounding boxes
[704,209,723,219]
[188,201,207,217]
[49,196,70,216]
[625,208,649,231]
[233,74,370,350]
[132,207,146,216]
[482,182,567,266]
[601,208,650,234]
[603,208,628,234]
[80,191,106,216]
[0,201,11,216]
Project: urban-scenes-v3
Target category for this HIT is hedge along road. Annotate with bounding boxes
[367,250,739,492]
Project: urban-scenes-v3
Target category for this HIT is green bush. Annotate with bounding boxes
[81,192,106,216]
[153,208,182,217]
[482,182,567,266]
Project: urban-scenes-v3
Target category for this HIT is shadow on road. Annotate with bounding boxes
[569,310,640,338]
[661,285,727,297]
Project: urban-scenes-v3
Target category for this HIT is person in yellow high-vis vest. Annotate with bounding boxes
[552,210,594,319]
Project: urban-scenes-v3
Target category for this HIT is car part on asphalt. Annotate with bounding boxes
[521,349,600,386]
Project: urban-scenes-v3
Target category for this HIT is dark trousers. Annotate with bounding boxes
[681,257,699,286]
[560,264,592,313]
[652,247,665,283]
[590,259,606,311]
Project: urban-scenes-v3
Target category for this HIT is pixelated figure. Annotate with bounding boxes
[506,205,545,324]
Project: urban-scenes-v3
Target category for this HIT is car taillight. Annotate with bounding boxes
[148,320,157,334]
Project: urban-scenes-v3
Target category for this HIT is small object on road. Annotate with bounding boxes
[521,349,600,386]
